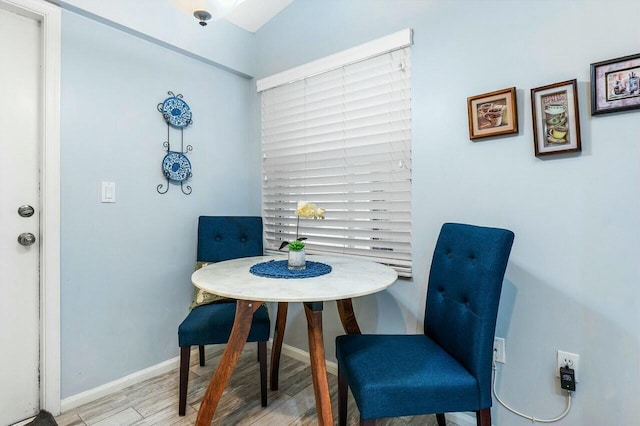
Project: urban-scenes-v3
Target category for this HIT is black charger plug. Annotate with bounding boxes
[560,365,576,392]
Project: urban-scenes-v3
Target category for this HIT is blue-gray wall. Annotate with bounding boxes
[253,1,640,425]
[59,2,640,424]
[51,0,256,77]
[60,10,260,397]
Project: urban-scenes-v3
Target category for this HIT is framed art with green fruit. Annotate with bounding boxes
[467,87,518,140]
[531,79,581,157]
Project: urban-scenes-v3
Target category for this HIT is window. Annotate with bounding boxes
[258,30,412,277]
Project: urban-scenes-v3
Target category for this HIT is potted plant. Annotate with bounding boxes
[287,240,306,270]
[280,201,325,270]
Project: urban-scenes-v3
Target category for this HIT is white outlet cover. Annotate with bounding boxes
[556,350,579,382]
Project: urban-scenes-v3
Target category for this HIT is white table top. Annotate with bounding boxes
[191,254,398,303]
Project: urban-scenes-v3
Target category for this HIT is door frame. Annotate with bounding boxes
[1,0,61,415]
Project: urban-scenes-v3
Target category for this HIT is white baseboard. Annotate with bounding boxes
[447,412,478,425]
[11,417,36,426]
[60,354,181,412]
[60,343,487,426]
[59,341,333,413]
[269,340,338,375]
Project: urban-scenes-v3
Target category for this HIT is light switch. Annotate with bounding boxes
[101,181,116,203]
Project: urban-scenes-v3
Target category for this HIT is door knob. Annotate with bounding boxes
[18,205,35,217]
[17,232,36,246]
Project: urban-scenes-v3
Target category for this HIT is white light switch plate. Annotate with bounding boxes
[101,181,116,203]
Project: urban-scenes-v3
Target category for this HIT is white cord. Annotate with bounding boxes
[492,359,572,423]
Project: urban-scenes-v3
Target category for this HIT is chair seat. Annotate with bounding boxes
[178,302,270,347]
[336,334,481,420]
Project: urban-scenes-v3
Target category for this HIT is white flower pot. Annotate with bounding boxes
[288,249,306,270]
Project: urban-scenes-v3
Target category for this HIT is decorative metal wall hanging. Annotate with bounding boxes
[157,91,193,195]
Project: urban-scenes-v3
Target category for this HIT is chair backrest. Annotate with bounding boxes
[424,223,514,407]
[197,216,263,263]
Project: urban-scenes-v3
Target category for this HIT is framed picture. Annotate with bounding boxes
[467,87,518,140]
[590,53,640,115]
[531,79,581,157]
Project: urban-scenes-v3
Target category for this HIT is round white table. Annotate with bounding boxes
[191,254,398,425]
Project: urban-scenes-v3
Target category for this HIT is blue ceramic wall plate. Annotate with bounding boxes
[162,152,192,182]
[161,96,192,128]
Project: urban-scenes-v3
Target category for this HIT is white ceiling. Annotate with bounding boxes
[171,0,294,32]
[225,0,294,32]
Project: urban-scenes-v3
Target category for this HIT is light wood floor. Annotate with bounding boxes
[55,346,460,426]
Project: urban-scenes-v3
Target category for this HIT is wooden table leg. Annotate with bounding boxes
[195,300,260,426]
[336,298,361,335]
[270,301,288,390]
[304,302,333,426]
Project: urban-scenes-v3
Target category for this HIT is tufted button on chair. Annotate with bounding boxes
[336,223,515,426]
[177,216,271,415]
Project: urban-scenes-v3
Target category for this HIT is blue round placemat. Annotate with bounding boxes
[250,259,332,279]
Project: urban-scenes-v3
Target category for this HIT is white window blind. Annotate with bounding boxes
[260,45,412,277]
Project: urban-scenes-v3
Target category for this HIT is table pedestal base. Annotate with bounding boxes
[196,298,363,425]
[195,300,261,426]
[270,301,288,391]
[304,302,333,425]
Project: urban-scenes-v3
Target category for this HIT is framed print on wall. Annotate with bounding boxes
[531,79,581,157]
[467,87,518,140]
[590,53,640,115]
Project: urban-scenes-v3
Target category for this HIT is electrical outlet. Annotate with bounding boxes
[557,350,579,382]
[493,337,506,363]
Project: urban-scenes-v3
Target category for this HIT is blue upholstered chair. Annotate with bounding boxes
[177,216,270,416]
[336,223,514,426]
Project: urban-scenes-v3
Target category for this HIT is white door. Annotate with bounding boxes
[0,6,42,425]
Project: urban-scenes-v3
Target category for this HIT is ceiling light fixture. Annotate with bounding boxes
[193,10,212,26]
[172,0,245,26]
